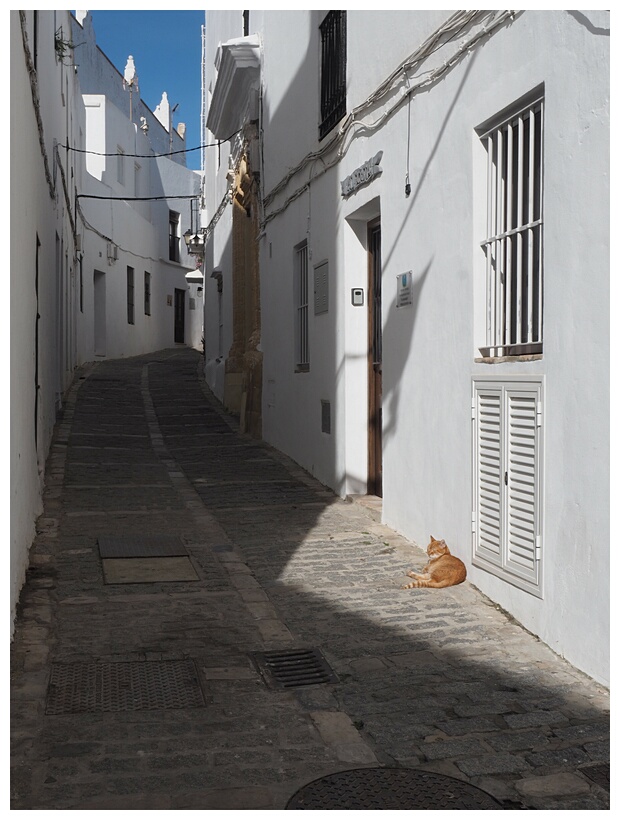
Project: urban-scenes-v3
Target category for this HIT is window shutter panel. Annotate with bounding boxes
[473,386,503,565]
[505,388,540,584]
[472,377,543,596]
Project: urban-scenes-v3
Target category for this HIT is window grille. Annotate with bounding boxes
[479,97,543,357]
[295,242,310,370]
[144,271,151,316]
[127,267,135,325]
[319,11,347,140]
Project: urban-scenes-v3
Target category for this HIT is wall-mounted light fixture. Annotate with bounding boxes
[183,229,206,255]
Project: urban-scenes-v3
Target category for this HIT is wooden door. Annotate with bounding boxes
[174,288,185,344]
[368,220,382,497]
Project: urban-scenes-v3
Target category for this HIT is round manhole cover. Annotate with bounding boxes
[286,768,504,810]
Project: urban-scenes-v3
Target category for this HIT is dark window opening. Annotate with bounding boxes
[169,211,180,262]
[319,11,347,141]
[144,271,151,316]
[127,266,135,325]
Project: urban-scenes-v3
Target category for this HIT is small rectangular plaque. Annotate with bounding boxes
[397,271,413,308]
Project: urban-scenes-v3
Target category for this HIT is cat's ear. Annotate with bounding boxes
[430,535,434,541]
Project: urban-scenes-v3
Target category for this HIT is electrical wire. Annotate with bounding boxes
[76,194,198,202]
[262,10,516,224]
[61,129,241,160]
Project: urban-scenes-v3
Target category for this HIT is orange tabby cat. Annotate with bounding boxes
[402,536,466,589]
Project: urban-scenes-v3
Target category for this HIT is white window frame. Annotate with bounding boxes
[295,241,310,371]
[472,376,544,597]
[477,92,544,358]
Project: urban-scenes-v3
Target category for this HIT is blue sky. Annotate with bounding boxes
[89,10,205,170]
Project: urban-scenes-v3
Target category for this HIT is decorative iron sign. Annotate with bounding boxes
[341,151,383,197]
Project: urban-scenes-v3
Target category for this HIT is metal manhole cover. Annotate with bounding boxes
[252,648,338,689]
[580,763,610,790]
[286,768,504,810]
[98,534,187,558]
[45,659,205,714]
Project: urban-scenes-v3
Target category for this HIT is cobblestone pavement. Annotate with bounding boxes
[11,348,610,810]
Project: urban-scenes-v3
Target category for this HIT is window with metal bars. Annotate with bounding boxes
[319,11,347,141]
[479,94,544,357]
[295,242,309,371]
[127,267,135,325]
[144,271,151,316]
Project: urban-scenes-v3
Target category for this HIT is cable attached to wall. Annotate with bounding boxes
[261,10,517,229]
[19,10,55,199]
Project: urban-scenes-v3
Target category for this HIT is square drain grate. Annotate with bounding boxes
[252,648,338,689]
[45,659,205,714]
[98,534,187,558]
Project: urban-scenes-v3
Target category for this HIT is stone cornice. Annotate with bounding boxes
[207,35,261,140]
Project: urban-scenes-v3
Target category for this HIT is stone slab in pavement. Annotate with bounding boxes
[10,348,610,810]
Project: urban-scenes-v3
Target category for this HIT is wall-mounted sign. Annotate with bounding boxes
[341,151,383,197]
[396,272,413,308]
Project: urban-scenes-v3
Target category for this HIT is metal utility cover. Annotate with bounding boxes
[45,659,205,714]
[98,534,187,558]
[102,556,198,584]
[286,768,504,810]
[252,648,338,689]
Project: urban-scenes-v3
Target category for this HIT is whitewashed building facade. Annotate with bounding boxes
[11,9,204,633]
[201,10,610,684]
[71,11,204,360]
[11,9,85,630]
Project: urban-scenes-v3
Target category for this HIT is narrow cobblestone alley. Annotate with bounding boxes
[10,348,610,810]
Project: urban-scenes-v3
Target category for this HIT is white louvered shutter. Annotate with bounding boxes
[473,386,503,566]
[505,386,541,585]
[472,378,543,595]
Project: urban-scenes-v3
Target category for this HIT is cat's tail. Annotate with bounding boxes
[402,578,450,589]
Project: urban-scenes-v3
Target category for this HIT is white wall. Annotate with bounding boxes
[10,10,83,632]
[201,10,244,399]
[74,25,203,363]
[222,10,609,683]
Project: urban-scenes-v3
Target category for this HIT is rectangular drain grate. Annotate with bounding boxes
[45,659,205,714]
[98,534,187,558]
[252,648,338,689]
[579,763,610,790]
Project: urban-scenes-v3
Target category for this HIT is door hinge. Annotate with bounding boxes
[535,535,542,561]
[471,512,476,533]
[471,399,477,421]
[536,401,543,428]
